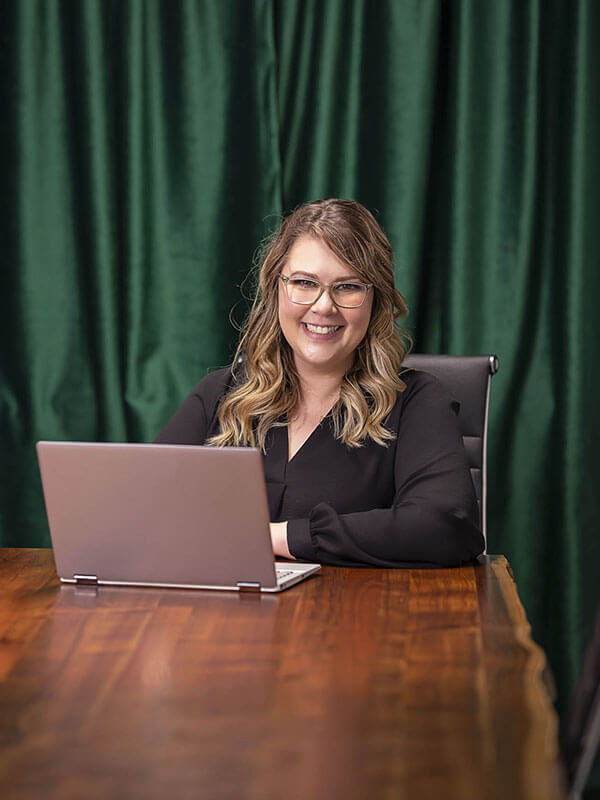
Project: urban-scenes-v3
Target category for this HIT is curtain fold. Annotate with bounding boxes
[1,0,283,542]
[1,1,599,778]
[275,0,442,312]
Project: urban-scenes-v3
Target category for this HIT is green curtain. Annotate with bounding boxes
[1,0,599,780]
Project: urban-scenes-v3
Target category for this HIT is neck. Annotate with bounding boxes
[294,359,349,408]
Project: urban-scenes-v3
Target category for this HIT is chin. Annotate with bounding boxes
[296,347,352,371]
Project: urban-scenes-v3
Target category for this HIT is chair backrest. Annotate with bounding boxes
[401,354,498,543]
[561,604,600,800]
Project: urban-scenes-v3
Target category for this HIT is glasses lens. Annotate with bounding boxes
[331,283,367,308]
[286,278,321,304]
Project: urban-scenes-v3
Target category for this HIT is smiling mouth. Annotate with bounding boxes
[303,323,343,335]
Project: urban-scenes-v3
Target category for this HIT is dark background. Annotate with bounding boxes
[1,0,599,790]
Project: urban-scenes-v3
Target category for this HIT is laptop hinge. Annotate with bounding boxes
[237,581,261,593]
[73,574,98,586]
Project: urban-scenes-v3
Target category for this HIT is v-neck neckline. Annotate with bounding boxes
[286,410,334,465]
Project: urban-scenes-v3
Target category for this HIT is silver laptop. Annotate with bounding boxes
[36,442,320,593]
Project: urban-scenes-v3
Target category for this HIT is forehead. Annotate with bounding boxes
[285,236,359,281]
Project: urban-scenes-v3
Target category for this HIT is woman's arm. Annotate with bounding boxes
[155,370,294,560]
[270,521,292,559]
[153,367,234,444]
[154,390,209,444]
[155,368,294,558]
[284,374,485,567]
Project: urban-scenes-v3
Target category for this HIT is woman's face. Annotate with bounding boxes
[277,235,374,376]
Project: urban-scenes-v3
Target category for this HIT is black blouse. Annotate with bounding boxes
[155,366,484,568]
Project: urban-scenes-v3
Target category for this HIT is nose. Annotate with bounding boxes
[311,287,337,314]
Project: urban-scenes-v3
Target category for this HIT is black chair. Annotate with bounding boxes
[561,604,600,799]
[401,353,498,544]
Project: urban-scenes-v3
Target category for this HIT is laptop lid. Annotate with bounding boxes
[36,442,304,591]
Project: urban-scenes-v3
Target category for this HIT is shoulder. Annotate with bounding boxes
[154,365,236,445]
[189,365,237,410]
[397,368,460,416]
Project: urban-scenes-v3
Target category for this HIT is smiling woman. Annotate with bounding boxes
[278,238,374,377]
[155,199,484,567]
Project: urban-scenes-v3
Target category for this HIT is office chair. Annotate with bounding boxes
[401,353,498,544]
[561,604,600,800]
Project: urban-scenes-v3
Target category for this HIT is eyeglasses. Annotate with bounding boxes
[279,274,373,309]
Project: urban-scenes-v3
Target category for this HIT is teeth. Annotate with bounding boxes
[305,323,341,334]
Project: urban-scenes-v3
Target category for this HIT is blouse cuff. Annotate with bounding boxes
[286,518,319,562]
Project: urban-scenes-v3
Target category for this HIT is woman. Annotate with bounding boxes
[156,198,484,567]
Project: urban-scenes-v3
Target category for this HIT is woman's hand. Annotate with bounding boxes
[269,521,293,560]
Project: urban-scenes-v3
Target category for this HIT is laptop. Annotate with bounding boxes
[36,441,321,593]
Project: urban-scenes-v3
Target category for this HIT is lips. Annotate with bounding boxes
[301,322,343,339]
[304,323,341,334]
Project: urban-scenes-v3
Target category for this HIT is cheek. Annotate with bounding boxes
[277,289,300,339]
[349,304,373,343]
[277,287,289,328]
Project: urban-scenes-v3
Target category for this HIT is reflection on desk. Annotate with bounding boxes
[0,549,566,800]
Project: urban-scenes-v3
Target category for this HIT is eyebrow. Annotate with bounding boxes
[288,270,361,282]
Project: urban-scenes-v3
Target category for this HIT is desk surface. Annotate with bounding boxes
[0,549,565,800]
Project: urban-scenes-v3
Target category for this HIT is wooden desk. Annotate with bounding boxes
[0,549,565,800]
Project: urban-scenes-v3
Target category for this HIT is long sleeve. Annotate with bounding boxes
[154,390,209,444]
[285,373,485,568]
[153,367,233,445]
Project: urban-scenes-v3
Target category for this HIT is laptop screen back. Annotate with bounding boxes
[37,442,278,589]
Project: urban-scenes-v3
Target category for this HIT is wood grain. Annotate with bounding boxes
[0,550,566,800]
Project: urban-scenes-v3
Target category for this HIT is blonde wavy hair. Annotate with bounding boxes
[208,198,411,451]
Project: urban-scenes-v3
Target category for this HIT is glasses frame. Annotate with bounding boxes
[279,273,373,309]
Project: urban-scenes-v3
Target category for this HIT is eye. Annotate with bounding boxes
[290,278,318,289]
[335,283,363,293]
